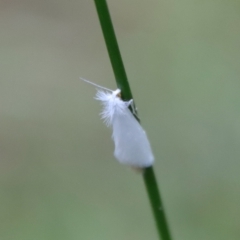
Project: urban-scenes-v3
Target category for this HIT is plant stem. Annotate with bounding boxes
[94,0,132,101]
[143,167,172,240]
[93,1,172,239]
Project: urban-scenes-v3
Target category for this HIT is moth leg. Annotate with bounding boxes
[127,99,138,118]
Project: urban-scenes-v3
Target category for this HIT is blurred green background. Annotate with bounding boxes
[1,0,240,239]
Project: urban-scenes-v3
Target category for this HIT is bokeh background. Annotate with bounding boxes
[1,0,240,239]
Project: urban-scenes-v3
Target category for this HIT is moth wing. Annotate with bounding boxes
[112,108,154,167]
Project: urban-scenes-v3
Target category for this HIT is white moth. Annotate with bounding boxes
[81,78,154,168]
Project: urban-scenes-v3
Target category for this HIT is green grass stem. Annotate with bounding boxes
[93,1,172,239]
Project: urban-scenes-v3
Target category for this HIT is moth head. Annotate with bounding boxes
[113,89,121,98]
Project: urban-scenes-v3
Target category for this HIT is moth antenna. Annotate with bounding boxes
[80,77,113,92]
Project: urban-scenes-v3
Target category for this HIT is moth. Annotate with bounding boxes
[81,78,154,168]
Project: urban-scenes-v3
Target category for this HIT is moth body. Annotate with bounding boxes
[96,89,154,168]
